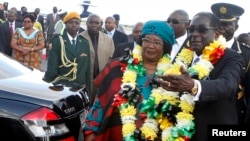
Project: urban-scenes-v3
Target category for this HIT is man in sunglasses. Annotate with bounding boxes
[212,2,250,126]
[166,9,190,62]
[157,11,243,141]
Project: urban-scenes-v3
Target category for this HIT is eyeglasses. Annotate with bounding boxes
[23,20,31,23]
[142,38,163,47]
[167,18,188,25]
[188,26,215,34]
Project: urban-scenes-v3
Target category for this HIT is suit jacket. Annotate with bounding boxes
[43,30,91,92]
[112,41,134,59]
[80,31,115,102]
[127,34,133,42]
[44,13,60,36]
[105,30,128,48]
[230,38,250,125]
[37,15,44,32]
[192,48,243,141]
[0,21,22,56]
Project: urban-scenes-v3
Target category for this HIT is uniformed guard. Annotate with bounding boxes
[43,12,91,94]
[211,2,250,125]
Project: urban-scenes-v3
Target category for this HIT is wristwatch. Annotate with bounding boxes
[190,80,198,95]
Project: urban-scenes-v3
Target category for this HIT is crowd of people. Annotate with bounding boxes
[0,2,250,141]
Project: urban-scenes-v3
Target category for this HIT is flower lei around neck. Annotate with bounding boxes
[112,35,226,141]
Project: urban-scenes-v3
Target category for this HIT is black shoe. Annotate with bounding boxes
[49,85,64,91]
[69,87,82,92]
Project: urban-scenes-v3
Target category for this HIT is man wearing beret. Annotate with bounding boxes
[211,2,250,125]
[43,12,91,95]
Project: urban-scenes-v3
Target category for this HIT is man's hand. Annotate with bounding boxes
[155,66,194,92]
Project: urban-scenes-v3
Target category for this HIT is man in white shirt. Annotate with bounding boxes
[166,9,189,61]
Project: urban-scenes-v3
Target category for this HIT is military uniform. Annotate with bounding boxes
[212,2,250,125]
[43,30,91,92]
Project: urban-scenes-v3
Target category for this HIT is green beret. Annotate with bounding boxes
[142,20,175,45]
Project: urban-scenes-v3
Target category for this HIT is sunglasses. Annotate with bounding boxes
[167,18,188,25]
[188,26,215,34]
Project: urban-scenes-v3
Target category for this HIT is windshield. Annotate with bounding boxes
[0,53,32,79]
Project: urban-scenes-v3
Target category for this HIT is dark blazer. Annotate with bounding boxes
[230,39,250,125]
[0,21,22,56]
[44,13,60,36]
[37,14,44,31]
[192,48,243,141]
[112,41,134,59]
[105,30,128,48]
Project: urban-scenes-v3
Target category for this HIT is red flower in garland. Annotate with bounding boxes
[209,45,225,64]
[133,58,140,65]
[203,39,226,65]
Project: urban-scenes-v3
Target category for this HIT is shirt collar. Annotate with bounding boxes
[175,32,187,45]
[67,32,77,41]
[226,37,234,48]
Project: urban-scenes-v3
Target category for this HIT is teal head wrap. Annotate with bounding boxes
[142,20,175,45]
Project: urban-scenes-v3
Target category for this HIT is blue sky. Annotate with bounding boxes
[3,0,250,35]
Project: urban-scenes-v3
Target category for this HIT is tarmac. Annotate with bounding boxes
[41,59,47,72]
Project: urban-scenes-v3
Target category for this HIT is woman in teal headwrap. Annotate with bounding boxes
[84,20,175,141]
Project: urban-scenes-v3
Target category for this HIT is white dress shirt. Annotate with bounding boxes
[226,37,234,49]
[106,29,115,38]
[171,32,187,60]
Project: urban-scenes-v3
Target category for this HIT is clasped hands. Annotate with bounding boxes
[155,66,194,93]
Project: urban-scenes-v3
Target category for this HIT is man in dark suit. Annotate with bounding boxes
[34,8,44,32]
[156,12,243,141]
[112,22,143,59]
[0,10,22,56]
[167,9,190,62]
[211,3,250,125]
[104,16,128,48]
[44,6,60,58]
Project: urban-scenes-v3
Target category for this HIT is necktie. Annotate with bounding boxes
[72,39,76,48]
[107,31,112,38]
[193,57,200,65]
[53,14,56,21]
[10,22,13,34]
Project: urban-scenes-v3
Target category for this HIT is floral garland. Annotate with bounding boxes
[112,35,226,141]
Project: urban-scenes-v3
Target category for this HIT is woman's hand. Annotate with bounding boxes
[20,47,30,55]
[84,133,96,141]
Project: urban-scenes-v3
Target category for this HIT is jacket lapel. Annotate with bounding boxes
[172,38,190,63]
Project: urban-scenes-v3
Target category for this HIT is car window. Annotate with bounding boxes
[0,53,32,79]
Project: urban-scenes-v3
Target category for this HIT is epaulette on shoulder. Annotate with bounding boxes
[240,43,250,49]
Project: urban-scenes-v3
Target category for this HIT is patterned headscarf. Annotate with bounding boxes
[142,20,175,45]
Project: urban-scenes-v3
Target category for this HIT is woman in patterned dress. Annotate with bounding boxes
[11,13,45,70]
